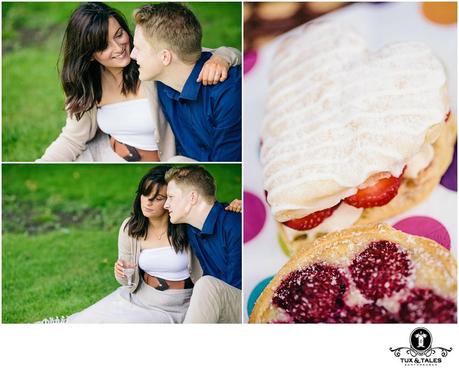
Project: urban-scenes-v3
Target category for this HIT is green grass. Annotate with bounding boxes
[2,163,241,323]
[2,2,242,161]
[3,230,119,323]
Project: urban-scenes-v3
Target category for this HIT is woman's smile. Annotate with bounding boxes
[113,48,128,59]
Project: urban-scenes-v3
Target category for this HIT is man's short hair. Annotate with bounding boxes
[165,166,216,203]
[133,3,202,63]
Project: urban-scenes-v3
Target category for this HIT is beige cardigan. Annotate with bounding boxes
[37,47,241,162]
[115,218,203,293]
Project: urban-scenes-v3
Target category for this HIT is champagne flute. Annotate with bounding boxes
[119,258,136,286]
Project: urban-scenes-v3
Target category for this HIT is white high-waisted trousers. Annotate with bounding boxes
[66,278,192,324]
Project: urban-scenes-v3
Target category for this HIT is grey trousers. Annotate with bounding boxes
[183,276,241,324]
[66,278,192,323]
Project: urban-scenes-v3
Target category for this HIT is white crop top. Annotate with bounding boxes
[97,98,159,151]
[139,247,190,281]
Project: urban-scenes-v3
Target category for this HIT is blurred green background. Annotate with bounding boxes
[2,2,242,161]
[2,163,242,323]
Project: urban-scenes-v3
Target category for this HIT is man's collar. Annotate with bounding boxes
[158,52,212,101]
[178,51,212,101]
[196,202,222,235]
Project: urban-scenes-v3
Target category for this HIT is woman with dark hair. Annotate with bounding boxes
[37,2,240,162]
[38,165,241,323]
[61,166,200,323]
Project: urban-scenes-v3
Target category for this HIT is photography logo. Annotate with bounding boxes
[389,328,452,366]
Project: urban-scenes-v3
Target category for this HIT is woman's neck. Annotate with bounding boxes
[102,66,124,86]
[147,215,169,231]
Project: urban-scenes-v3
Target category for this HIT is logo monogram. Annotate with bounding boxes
[390,328,452,366]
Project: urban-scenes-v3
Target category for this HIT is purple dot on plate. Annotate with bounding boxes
[393,216,451,250]
[440,140,457,191]
[244,191,267,243]
[244,50,258,75]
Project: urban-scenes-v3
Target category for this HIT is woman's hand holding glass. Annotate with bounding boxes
[197,55,230,86]
[115,258,136,286]
[114,260,124,279]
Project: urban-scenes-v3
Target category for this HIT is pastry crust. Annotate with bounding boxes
[250,223,457,323]
[358,116,456,223]
[279,116,457,256]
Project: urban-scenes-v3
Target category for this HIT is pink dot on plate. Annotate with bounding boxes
[244,191,267,243]
[244,50,258,75]
[393,216,451,250]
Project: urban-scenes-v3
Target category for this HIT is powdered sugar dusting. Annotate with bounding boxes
[266,235,456,323]
[349,241,412,300]
[342,267,370,307]
[261,21,448,222]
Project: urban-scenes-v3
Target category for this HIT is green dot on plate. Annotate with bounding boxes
[278,233,291,257]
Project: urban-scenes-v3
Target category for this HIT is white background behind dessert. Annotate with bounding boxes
[244,0,457,327]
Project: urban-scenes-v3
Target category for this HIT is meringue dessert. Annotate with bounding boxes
[249,224,457,323]
[261,21,456,256]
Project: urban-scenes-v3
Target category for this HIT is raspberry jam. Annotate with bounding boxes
[272,264,348,323]
[270,241,456,323]
[349,241,411,300]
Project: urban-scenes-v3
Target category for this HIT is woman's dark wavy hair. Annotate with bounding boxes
[125,166,188,254]
[60,2,139,120]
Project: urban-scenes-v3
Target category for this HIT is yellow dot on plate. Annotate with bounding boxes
[422,2,457,25]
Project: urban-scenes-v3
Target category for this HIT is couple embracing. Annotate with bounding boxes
[47,165,242,323]
[38,2,241,163]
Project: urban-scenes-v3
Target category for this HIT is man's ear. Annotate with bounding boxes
[189,190,199,205]
[160,49,172,66]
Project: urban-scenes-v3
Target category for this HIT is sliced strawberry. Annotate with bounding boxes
[283,203,340,231]
[344,175,401,208]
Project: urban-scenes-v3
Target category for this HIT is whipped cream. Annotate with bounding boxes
[282,202,364,242]
[405,141,435,178]
[261,21,449,222]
